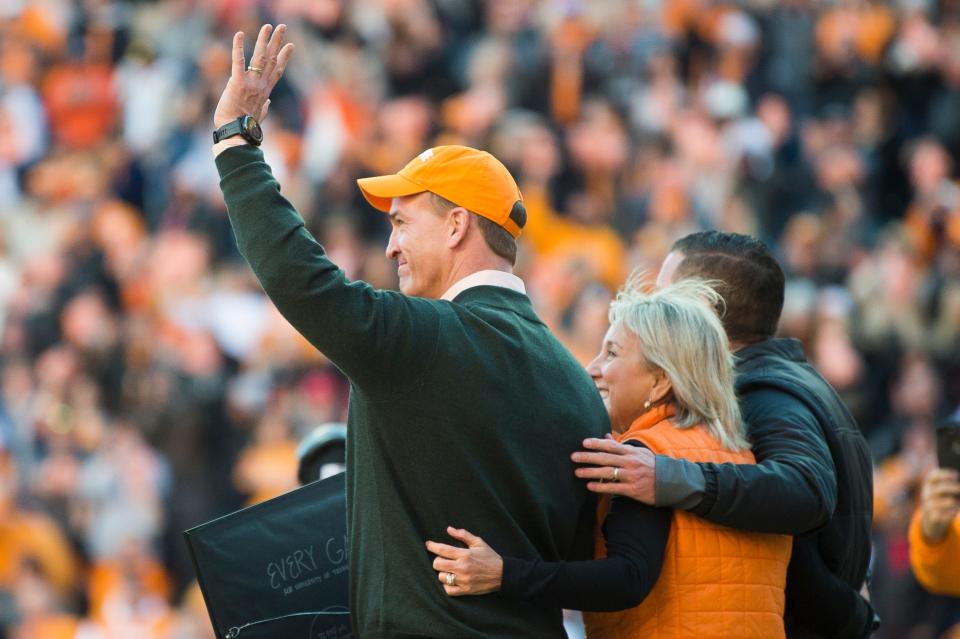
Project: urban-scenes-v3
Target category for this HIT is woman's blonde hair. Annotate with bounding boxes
[608,271,749,451]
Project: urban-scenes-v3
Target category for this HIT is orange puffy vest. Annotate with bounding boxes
[583,404,792,639]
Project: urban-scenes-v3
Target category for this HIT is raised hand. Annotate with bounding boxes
[213,24,295,129]
[425,526,503,596]
[920,468,960,542]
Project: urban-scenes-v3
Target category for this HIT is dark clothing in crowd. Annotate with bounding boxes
[216,145,608,638]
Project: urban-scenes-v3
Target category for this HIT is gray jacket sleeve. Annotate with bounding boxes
[654,388,837,535]
[654,456,705,510]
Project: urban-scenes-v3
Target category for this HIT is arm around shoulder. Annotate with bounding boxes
[689,388,838,534]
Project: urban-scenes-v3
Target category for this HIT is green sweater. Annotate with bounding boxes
[216,146,608,638]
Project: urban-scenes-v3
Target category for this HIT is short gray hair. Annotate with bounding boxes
[429,193,517,266]
[608,272,749,451]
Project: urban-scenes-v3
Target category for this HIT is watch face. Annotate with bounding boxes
[243,115,264,143]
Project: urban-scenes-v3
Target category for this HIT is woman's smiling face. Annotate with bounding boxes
[586,321,662,433]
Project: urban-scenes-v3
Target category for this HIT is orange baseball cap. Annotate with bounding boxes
[356,145,526,238]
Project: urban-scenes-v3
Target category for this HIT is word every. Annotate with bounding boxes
[267,538,348,591]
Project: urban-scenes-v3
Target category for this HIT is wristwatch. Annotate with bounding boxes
[213,114,263,146]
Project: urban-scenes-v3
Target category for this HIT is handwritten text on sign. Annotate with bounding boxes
[267,536,349,595]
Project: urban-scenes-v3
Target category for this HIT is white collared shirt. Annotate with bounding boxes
[440,270,526,301]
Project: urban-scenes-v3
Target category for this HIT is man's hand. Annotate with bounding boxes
[213,24,294,130]
[919,468,960,543]
[572,437,656,504]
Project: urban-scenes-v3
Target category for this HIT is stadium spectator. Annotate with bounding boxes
[909,467,960,597]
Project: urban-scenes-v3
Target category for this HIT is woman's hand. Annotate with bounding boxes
[426,527,503,596]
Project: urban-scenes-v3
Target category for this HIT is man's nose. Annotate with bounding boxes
[385,229,399,260]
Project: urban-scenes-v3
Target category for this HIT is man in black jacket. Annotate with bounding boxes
[573,231,876,638]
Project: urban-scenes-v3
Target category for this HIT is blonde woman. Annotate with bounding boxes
[426,278,793,638]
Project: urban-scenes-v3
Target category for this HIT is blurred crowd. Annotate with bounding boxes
[1,0,959,637]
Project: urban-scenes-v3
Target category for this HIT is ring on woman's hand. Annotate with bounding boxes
[612,467,621,482]
[247,65,263,73]
[445,572,456,586]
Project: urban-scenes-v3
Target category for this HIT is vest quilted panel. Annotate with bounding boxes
[584,408,792,639]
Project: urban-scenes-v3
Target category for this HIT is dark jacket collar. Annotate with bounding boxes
[450,285,540,323]
[734,337,806,367]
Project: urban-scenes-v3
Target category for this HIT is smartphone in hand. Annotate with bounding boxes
[937,421,960,472]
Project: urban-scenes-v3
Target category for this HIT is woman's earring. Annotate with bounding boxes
[643,400,652,411]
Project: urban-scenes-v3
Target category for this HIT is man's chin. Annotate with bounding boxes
[397,278,437,299]
[398,279,415,296]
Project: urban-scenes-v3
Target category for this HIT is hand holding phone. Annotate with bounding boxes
[919,467,960,542]
[937,423,960,473]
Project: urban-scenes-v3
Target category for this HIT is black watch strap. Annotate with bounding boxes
[213,118,244,144]
[213,115,262,146]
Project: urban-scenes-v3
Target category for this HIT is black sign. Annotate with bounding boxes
[184,472,352,639]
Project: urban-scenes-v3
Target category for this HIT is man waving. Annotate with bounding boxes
[211,24,607,639]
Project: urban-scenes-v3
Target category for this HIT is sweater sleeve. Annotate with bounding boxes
[499,445,671,611]
[216,145,441,393]
[909,509,960,597]
[685,388,838,535]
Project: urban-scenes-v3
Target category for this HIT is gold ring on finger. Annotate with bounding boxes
[445,572,456,586]
[247,65,263,73]
[612,468,621,482]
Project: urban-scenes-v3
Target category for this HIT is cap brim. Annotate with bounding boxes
[356,173,424,213]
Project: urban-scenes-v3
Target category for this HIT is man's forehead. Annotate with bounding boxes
[389,193,427,215]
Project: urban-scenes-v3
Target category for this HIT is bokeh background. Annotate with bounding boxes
[1,0,959,637]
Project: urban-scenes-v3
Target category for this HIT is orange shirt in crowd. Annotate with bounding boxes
[87,557,172,622]
[816,4,895,64]
[521,184,626,293]
[10,5,66,53]
[0,510,78,596]
[232,439,299,506]
[41,62,117,149]
[11,614,79,639]
[908,510,960,597]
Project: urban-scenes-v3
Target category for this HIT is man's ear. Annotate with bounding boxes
[446,207,471,249]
